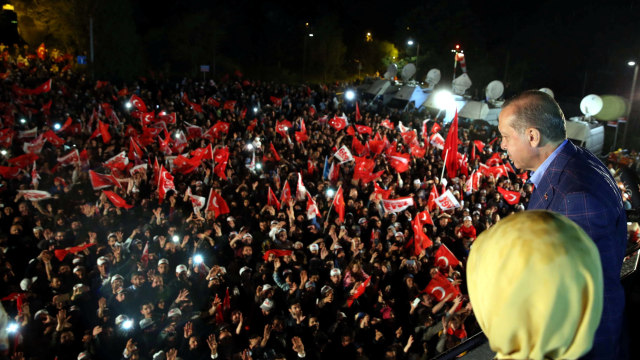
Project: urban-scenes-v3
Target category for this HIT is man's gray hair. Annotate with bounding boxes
[503,90,566,142]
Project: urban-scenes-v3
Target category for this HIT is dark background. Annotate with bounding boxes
[1,0,640,114]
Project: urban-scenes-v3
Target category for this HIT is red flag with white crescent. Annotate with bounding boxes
[381,118,394,129]
[497,186,521,205]
[355,102,362,121]
[280,181,292,209]
[268,186,281,209]
[332,186,345,222]
[269,143,281,162]
[206,189,230,218]
[434,244,460,269]
[89,170,121,190]
[57,149,80,167]
[42,130,64,147]
[103,190,133,209]
[373,182,392,200]
[130,94,148,112]
[427,185,439,212]
[306,192,321,220]
[346,276,370,307]
[157,165,175,203]
[412,214,433,256]
[424,273,459,301]
[388,152,411,173]
[429,133,445,150]
[329,115,347,131]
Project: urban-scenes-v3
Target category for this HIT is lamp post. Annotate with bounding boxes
[622,60,639,148]
[407,40,419,74]
[451,44,463,82]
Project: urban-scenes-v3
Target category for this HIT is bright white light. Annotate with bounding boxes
[125,102,132,109]
[433,90,456,111]
[6,322,19,333]
[256,163,262,170]
[629,61,637,67]
[173,133,179,139]
[193,254,203,264]
[407,40,414,46]
[309,33,314,37]
[283,126,289,131]
[0,150,7,156]
[160,111,166,116]
[53,123,61,130]
[156,105,159,109]
[253,107,258,113]
[20,118,26,124]
[345,90,355,101]
[122,320,133,330]
[246,144,254,150]
[326,188,335,198]
[172,235,180,243]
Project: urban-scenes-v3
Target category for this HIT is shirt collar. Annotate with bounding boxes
[529,139,568,187]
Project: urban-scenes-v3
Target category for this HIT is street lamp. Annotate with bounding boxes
[407,39,420,74]
[622,60,639,148]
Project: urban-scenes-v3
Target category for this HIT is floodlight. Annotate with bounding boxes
[345,90,355,101]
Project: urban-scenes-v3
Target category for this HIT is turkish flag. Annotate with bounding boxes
[129,138,144,161]
[8,153,38,169]
[32,79,52,94]
[473,140,485,153]
[103,190,133,209]
[355,102,362,121]
[207,97,220,107]
[444,109,459,179]
[434,244,460,269]
[381,118,394,129]
[497,186,521,205]
[346,125,356,136]
[223,100,236,110]
[355,124,372,135]
[427,185,439,212]
[206,189,230,218]
[54,243,95,261]
[0,128,14,148]
[410,143,426,158]
[417,209,434,226]
[130,94,148,112]
[117,88,129,97]
[333,186,345,222]
[327,162,340,182]
[431,122,442,134]
[41,99,52,115]
[483,165,507,180]
[280,181,292,209]
[401,130,417,145]
[412,215,433,256]
[464,170,481,193]
[368,139,386,156]
[188,193,206,213]
[212,121,230,135]
[98,120,111,144]
[373,182,392,200]
[89,170,121,190]
[388,152,411,173]
[352,137,367,156]
[424,273,459,301]
[262,249,293,261]
[213,146,230,164]
[0,166,21,179]
[346,276,370,307]
[329,115,347,131]
[353,157,375,181]
[275,120,292,138]
[382,196,414,213]
[486,152,502,166]
[104,151,129,171]
[157,166,175,203]
[269,143,281,161]
[307,159,316,175]
[270,96,282,107]
[267,186,281,209]
[214,160,228,180]
[43,130,65,147]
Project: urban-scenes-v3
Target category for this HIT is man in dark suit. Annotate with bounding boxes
[498,90,627,359]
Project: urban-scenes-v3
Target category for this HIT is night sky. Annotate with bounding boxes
[2,0,640,116]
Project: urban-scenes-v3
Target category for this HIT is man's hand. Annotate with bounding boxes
[292,336,305,355]
[206,334,218,355]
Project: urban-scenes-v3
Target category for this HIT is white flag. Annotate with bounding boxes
[382,196,414,214]
[435,190,460,211]
[333,145,354,164]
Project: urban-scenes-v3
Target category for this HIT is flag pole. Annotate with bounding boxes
[440,150,448,184]
[323,185,341,232]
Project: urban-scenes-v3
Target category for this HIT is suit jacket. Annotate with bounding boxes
[528,140,627,359]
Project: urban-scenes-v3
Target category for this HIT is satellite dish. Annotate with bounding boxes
[485,80,504,101]
[426,69,441,88]
[539,87,554,98]
[401,64,416,81]
[580,94,604,117]
[452,73,472,95]
[384,64,398,80]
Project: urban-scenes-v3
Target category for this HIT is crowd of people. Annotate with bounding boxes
[0,45,635,360]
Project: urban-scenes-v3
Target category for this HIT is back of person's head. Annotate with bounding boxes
[467,210,603,359]
[503,90,566,142]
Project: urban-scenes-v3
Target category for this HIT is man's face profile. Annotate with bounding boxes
[498,105,536,171]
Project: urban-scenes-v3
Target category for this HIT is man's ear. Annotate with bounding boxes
[526,128,541,147]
